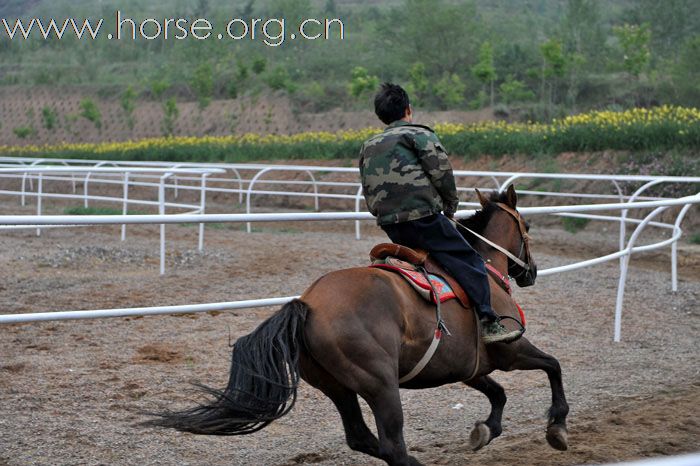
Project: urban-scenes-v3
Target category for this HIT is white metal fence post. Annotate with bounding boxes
[121,173,129,241]
[614,204,671,342]
[159,173,172,276]
[355,185,364,240]
[671,198,698,292]
[304,170,320,211]
[246,168,272,233]
[36,173,43,237]
[199,173,208,252]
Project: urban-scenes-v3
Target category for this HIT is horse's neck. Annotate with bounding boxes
[475,242,509,277]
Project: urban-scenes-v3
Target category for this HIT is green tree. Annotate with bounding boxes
[613,23,652,79]
[406,62,428,105]
[499,75,535,104]
[270,0,311,23]
[348,66,379,99]
[195,0,210,17]
[630,0,700,58]
[561,0,603,107]
[162,97,179,137]
[540,38,567,107]
[434,73,466,108]
[325,0,337,16]
[613,23,652,105]
[472,41,497,107]
[672,35,700,102]
[236,59,249,81]
[383,0,480,77]
[251,56,267,75]
[191,62,214,110]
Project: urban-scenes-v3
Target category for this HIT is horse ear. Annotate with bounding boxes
[505,184,518,208]
[475,188,489,209]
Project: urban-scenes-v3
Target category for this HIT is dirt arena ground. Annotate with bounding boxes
[0,200,699,465]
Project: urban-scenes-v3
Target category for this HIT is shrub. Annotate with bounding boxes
[162,97,179,137]
[561,216,590,233]
[79,98,102,130]
[41,107,58,131]
[265,66,296,93]
[13,126,36,139]
[120,86,137,130]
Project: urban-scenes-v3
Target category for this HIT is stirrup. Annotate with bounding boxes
[482,316,525,344]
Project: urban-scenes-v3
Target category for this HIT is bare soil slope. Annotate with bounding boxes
[0,87,494,145]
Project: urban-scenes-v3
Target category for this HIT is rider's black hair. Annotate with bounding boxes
[374,82,410,125]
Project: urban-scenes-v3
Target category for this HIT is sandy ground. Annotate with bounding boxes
[0,209,699,466]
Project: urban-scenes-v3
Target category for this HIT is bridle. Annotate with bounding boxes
[451,202,534,280]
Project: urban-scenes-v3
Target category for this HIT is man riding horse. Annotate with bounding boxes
[359,82,520,344]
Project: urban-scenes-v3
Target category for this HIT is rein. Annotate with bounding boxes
[449,218,530,271]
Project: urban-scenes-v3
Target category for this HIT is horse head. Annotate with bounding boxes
[459,184,537,287]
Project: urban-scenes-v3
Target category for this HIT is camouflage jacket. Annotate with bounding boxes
[359,120,459,225]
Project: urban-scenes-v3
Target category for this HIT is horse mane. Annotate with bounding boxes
[458,190,510,240]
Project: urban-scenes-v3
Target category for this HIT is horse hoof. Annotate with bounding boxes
[469,422,491,451]
[546,425,568,451]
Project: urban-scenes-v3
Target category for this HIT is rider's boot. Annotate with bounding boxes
[479,305,522,344]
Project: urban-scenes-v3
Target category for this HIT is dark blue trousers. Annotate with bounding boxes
[381,213,495,319]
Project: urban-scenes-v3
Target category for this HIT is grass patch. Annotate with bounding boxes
[689,233,700,244]
[63,206,148,215]
[178,222,226,229]
[561,216,590,233]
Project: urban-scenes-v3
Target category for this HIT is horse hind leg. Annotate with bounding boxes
[464,375,507,451]
[503,339,570,451]
[364,384,422,466]
[299,352,380,458]
[301,352,419,466]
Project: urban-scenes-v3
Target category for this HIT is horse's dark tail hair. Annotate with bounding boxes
[148,299,309,435]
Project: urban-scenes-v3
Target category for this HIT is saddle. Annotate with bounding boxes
[369,243,472,309]
[369,243,527,326]
[369,243,527,385]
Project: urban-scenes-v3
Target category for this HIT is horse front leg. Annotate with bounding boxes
[502,339,569,451]
[464,375,506,451]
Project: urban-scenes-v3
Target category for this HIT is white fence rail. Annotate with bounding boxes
[596,453,700,466]
[0,159,697,342]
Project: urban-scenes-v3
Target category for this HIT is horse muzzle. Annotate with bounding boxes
[516,263,537,287]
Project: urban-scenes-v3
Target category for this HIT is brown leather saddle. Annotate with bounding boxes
[369,243,472,309]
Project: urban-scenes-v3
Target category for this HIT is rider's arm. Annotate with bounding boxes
[414,132,459,217]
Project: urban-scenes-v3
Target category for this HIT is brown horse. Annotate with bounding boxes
[150,185,569,466]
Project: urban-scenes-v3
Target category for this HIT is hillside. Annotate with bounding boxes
[1,0,698,120]
[0,87,496,145]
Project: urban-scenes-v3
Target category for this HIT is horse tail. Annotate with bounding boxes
[150,299,309,435]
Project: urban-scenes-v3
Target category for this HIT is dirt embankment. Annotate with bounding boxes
[0,87,495,146]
